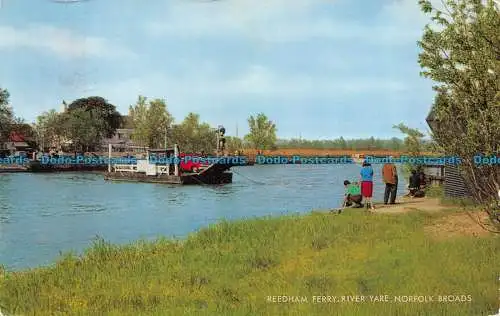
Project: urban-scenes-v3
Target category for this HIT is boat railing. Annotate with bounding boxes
[112,163,175,175]
[113,164,137,172]
[157,165,170,175]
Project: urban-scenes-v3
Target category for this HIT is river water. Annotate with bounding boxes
[0,165,406,270]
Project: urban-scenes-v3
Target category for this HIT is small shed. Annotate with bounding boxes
[443,163,472,198]
[426,108,472,198]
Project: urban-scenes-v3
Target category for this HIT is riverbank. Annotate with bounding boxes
[0,198,498,316]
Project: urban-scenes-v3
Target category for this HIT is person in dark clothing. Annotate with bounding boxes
[419,171,427,189]
[408,170,425,197]
[408,170,421,197]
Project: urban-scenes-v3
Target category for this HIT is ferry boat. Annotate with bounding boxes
[103,145,234,185]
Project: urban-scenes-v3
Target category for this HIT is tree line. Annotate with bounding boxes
[0,91,423,154]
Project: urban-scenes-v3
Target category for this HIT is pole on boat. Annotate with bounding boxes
[108,143,112,172]
[174,144,179,176]
[216,126,220,157]
[164,125,167,149]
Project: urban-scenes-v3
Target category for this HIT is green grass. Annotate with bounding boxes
[426,184,500,226]
[426,184,480,208]
[0,209,498,316]
[425,184,445,198]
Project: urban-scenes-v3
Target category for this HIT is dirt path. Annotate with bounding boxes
[368,197,496,239]
[372,196,451,214]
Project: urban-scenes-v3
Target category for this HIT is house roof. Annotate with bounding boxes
[9,131,25,142]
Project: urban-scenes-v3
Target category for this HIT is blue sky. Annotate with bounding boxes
[0,0,437,139]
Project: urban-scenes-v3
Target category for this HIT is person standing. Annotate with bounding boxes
[360,161,375,211]
[382,161,398,204]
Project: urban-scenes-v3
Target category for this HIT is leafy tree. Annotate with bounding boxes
[338,136,347,149]
[0,88,13,143]
[0,88,8,106]
[368,136,376,149]
[169,113,217,153]
[67,96,122,138]
[393,123,428,178]
[244,113,277,151]
[393,123,425,158]
[226,136,245,153]
[148,98,174,148]
[128,96,149,147]
[418,0,500,203]
[129,96,173,148]
[63,108,106,151]
[0,89,33,146]
[34,109,65,150]
[390,137,403,151]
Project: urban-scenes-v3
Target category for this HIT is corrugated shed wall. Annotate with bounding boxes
[444,163,472,198]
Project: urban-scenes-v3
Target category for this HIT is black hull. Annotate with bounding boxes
[0,167,28,173]
[29,164,107,172]
[103,171,232,185]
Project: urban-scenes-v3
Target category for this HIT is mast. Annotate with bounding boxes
[216,126,220,157]
[164,125,167,149]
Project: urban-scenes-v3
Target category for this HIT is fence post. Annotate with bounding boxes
[108,144,112,172]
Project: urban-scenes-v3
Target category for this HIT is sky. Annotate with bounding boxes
[0,0,438,139]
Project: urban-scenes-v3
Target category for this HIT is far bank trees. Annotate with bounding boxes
[34,109,65,150]
[245,113,277,151]
[66,97,122,139]
[169,112,217,153]
[0,88,37,148]
[128,96,173,149]
[63,97,122,151]
[0,88,13,143]
[32,97,122,151]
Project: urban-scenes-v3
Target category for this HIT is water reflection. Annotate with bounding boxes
[70,204,107,213]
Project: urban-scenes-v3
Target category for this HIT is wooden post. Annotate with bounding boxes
[164,125,167,149]
[216,127,219,157]
[108,143,112,172]
[174,144,179,176]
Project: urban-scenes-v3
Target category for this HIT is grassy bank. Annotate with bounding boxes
[0,206,498,315]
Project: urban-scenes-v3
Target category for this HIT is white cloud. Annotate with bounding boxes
[0,24,135,59]
[147,0,315,36]
[86,64,408,113]
[146,0,433,44]
[215,65,408,95]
